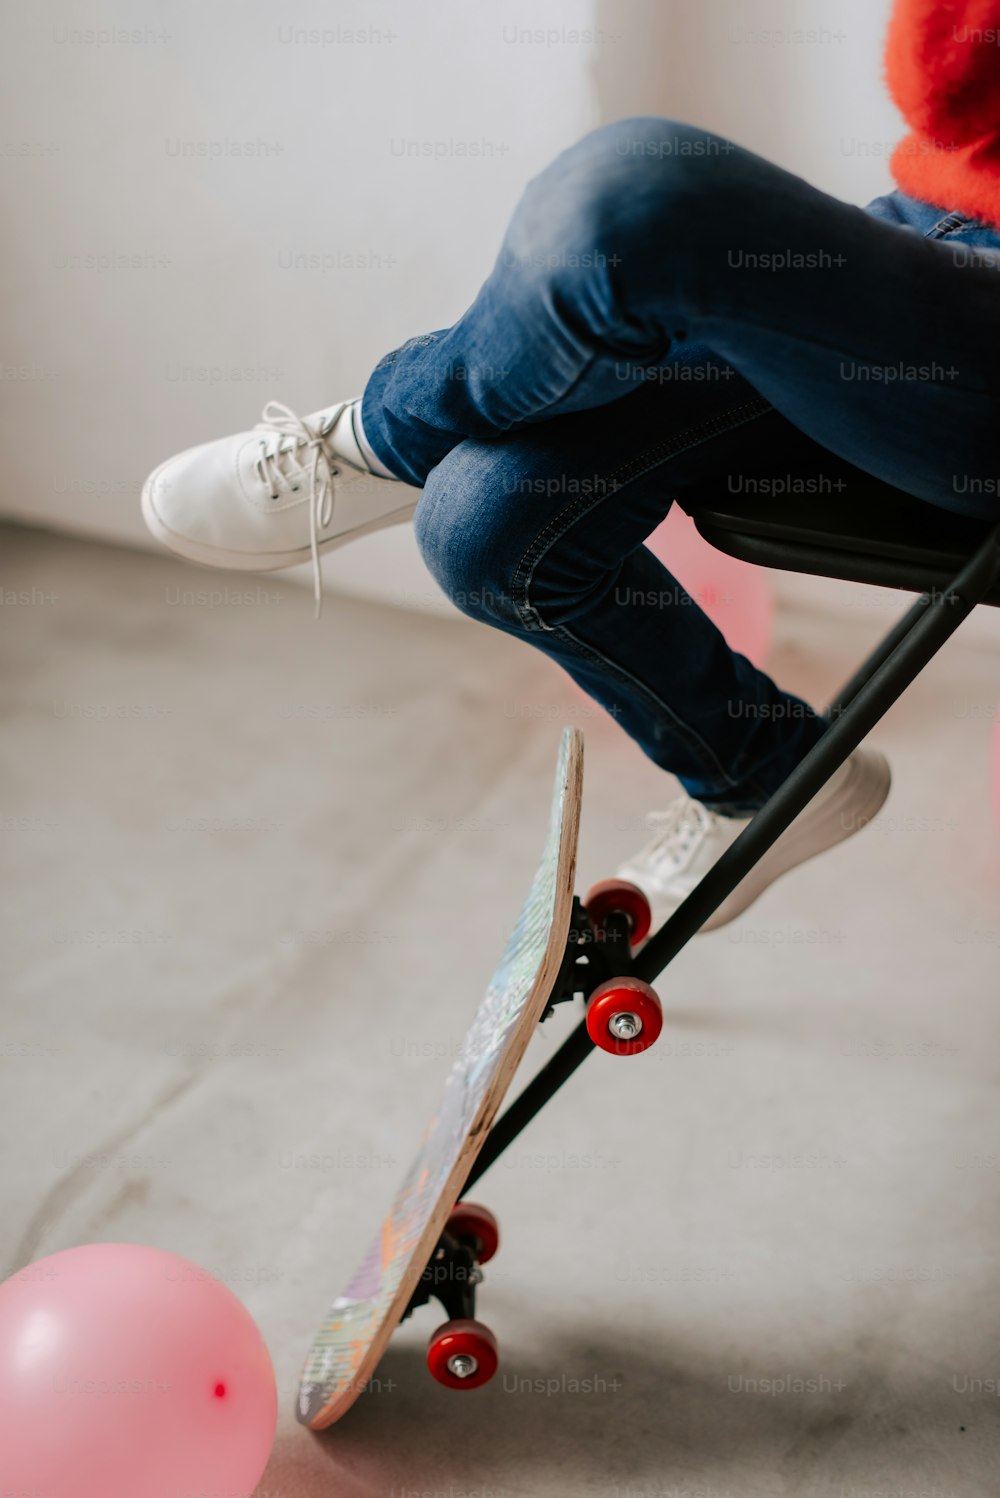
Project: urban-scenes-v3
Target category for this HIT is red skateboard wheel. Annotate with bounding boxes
[584,879,652,947]
[446,1201,500,1264]
[427,1318,499,1390]
[586,977,663,1055]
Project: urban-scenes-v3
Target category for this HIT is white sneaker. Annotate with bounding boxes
[618,747,891,934]
[141,400,419,611]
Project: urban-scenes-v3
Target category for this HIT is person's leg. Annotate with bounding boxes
[414,349,872,814]
[413,356,893,927]
[362,117,1000,518]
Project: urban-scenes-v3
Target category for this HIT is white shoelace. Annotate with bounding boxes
[254,399,350,616]
[640,796,716,873]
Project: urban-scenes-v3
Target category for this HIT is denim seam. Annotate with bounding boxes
[924,212,976,240]
[509,394,774,626]
[508,397,776,794]
[544,619,775,800]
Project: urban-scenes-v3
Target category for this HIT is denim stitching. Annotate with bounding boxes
[507,397,775,793]
[539,618,754,796]
[510,395,773,627]
[924,211,979,241]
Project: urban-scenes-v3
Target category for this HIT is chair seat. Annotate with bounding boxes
[683,482,1000,606]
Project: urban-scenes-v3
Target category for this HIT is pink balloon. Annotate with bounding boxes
[0,1244,277,1498]
[647,507,774,668]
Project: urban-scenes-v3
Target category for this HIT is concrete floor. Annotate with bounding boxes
[3,521,1000,1498]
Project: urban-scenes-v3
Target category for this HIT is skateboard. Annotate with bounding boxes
[296,726,664,1429]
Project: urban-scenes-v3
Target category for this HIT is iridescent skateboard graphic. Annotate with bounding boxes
[296,728,584,1429]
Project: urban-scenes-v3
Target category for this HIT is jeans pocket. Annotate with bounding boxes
[923,211,979,241]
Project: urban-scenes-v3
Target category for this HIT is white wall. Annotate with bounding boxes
[594,0,899,206]
[4,0,996,646]
[0,0,597,606]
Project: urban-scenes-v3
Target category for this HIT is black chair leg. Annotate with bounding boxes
[828,592,933,714]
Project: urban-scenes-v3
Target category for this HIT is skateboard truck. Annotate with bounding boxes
[539,895,627,1018]
[402,1202,500,1390]
[542,881,662,1054]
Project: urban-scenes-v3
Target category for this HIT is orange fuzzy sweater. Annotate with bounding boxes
[886,0,1000,226]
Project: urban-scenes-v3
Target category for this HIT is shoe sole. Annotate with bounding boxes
[140,457,418,573]
[699,748,892,932]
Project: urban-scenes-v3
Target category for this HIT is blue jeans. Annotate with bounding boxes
[360,118,1000,813]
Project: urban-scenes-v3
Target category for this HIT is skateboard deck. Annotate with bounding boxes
[297,726,584,1429]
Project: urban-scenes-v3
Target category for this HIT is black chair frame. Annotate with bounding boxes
[463,493,1000,1188]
